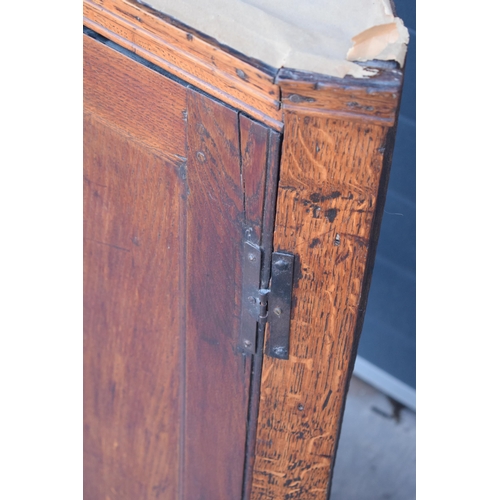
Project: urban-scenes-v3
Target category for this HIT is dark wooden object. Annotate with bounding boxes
[83,0,282,130]
[83,2,404,499]
[84,33,279,499]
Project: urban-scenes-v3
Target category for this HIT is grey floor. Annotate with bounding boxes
[329,376,416,500]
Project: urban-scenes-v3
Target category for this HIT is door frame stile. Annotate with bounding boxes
[249,66,404,499]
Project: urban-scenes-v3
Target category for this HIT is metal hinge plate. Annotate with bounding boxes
[238,231,294,359]
[238,238,263,355]
[266,252,294,360]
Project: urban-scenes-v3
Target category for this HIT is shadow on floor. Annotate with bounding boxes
[329,376,416,500]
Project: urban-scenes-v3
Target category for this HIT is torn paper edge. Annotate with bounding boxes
[140,0,409,78]
[347,18,409,67]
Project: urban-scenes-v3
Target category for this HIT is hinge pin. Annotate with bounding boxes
[259,289,269,321]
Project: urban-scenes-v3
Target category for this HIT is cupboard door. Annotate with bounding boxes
[83,32,280,499]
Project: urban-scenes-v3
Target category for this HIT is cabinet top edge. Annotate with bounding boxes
[84,0,404,127]
[140,0,409,80]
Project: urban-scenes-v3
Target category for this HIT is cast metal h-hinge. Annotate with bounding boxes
[239,238,294,360]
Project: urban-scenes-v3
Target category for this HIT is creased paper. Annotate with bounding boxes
[142,0,409,78]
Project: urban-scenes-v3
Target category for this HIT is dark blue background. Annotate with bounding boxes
[357,0,416,388]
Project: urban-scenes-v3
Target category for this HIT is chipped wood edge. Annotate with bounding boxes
[276,65,402,126]
[83,0,283,131]
[83,0,404,132]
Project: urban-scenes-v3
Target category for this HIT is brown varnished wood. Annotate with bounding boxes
[84,32,279,499]
[240,114,270,240]
[84,33,186,162]
[84,8,406,497]
[183,89,251,500]
[83,0,403,130]
[277,66,402,126]
[241,124,282,500]
[250,110,398,499]
[84,34,188,500]
[83,111,185,498]
[259,130,282,285]
[83,0,283,130]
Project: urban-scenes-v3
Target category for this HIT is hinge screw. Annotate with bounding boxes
[275,259,289,271]
[248,296,256,304]
[248,253,256,262]
[273,307,282,316]
[243,340,252,348]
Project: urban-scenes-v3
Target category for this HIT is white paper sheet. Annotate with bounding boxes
[142,0,409,78]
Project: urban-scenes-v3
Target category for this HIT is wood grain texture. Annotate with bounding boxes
[83,0,283,130]
[241,126,282,500]
[84,34,188,500]
[183,88,251,500]
[182,93,278,500]
[277,66,402,126]
[83,111,185,499]
[85,17,404,499]
[84,33,186,161]
[83,1,405,131]
[240,114,270,240]
[250,111,396,500]
[84,32,278,500]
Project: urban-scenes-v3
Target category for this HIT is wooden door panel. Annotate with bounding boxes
[83,112,184,499]
[239,114,270,240]
[84,32,279,500]
[183,88,250,499]
[83,32,186,161]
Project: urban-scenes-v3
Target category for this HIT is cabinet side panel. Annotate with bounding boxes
[251,112,391,499]
[83,113,185,499]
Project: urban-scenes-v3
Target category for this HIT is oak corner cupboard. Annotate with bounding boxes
[83,1,408,498]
